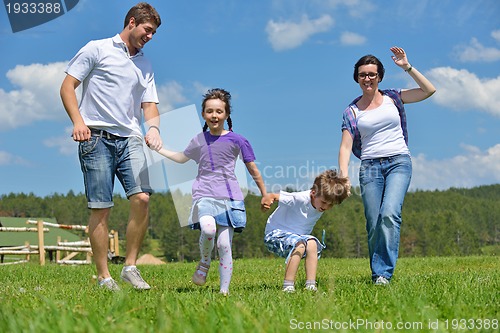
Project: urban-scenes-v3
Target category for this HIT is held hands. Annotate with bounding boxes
[338,171,352,197]
[261,193,276,211]
[345,177,352,197]
[145,127,163,151]
[390,46,411,71]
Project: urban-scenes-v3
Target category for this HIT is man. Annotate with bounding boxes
[60,2,162,291]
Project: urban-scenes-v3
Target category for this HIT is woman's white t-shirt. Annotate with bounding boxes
[354,95,410,160]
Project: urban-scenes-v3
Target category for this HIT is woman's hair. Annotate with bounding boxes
[202,88,233,132]
[310,169,351,204]
[124,2,161,28]
[353,54,385,83]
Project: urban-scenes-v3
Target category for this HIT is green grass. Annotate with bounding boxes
[0,256,499,333]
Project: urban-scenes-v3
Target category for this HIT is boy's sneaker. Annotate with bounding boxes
[99,277,120,291]
[282,285,296,293]
[305,284,318,292]
[374,276,390,286]
[121,266,151,290]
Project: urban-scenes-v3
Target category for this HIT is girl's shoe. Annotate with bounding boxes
[192,261,210,285]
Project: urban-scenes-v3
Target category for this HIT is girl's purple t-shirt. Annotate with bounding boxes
[183,131,255,201]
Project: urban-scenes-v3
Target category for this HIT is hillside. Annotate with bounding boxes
[0,184,499,261]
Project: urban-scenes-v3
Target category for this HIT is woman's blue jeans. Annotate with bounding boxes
[359,154,412,281]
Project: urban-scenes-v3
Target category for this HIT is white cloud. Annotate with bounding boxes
[492,30,500,43]
[43,127,75,156]
[0,151,29,166]
[156,81,188,113]
[266,15,334,51]
[0,62,68,131]
[453,37,500,62]
[193,81,212,97]
[340,31,366,45]
[411,144,500,190]
[426,67,500,117]
[316,0,376,17]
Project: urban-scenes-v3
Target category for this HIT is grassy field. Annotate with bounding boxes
[0,256,498,333]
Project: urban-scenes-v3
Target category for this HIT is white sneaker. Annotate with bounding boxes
[121,266,151,290]
[98,277,120,291]
[305,284,317,292]
[282,285,296,293]
[374,276,390,286]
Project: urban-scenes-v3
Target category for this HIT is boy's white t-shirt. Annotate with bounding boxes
[264,190,323,235]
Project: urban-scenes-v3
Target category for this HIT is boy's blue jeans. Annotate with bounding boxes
[359,154,412,281]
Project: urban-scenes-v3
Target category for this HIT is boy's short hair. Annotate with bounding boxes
[310,169,351,204]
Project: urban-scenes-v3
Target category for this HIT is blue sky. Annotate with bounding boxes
[1,0,499,197]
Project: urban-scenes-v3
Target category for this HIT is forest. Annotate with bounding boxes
[0,184,499,262]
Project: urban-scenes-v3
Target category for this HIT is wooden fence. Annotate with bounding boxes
[0,219,120,266]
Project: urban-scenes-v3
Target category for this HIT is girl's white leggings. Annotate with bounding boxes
[199,215,234,293]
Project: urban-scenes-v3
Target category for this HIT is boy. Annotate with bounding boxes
[262,170,350,292]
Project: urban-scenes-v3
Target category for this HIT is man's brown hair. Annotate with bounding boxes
[124,2,161,28]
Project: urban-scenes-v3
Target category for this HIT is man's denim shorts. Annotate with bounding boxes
[78,132,152,209]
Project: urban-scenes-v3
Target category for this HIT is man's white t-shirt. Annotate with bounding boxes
[65,34,159,138]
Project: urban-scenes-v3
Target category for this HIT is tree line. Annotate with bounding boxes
[0,184,499,261]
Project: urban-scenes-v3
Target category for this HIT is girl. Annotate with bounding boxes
[156,88,267,295]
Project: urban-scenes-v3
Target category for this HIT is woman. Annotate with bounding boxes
[338,46,436,285]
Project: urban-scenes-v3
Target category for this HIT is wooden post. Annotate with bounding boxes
[37,220,45,266]
[109,231,114,256]
[56,236,61,262]
[113,231,119,256]
[64,239,69,260]
[24,241,30,261]
[86,242,92,263]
